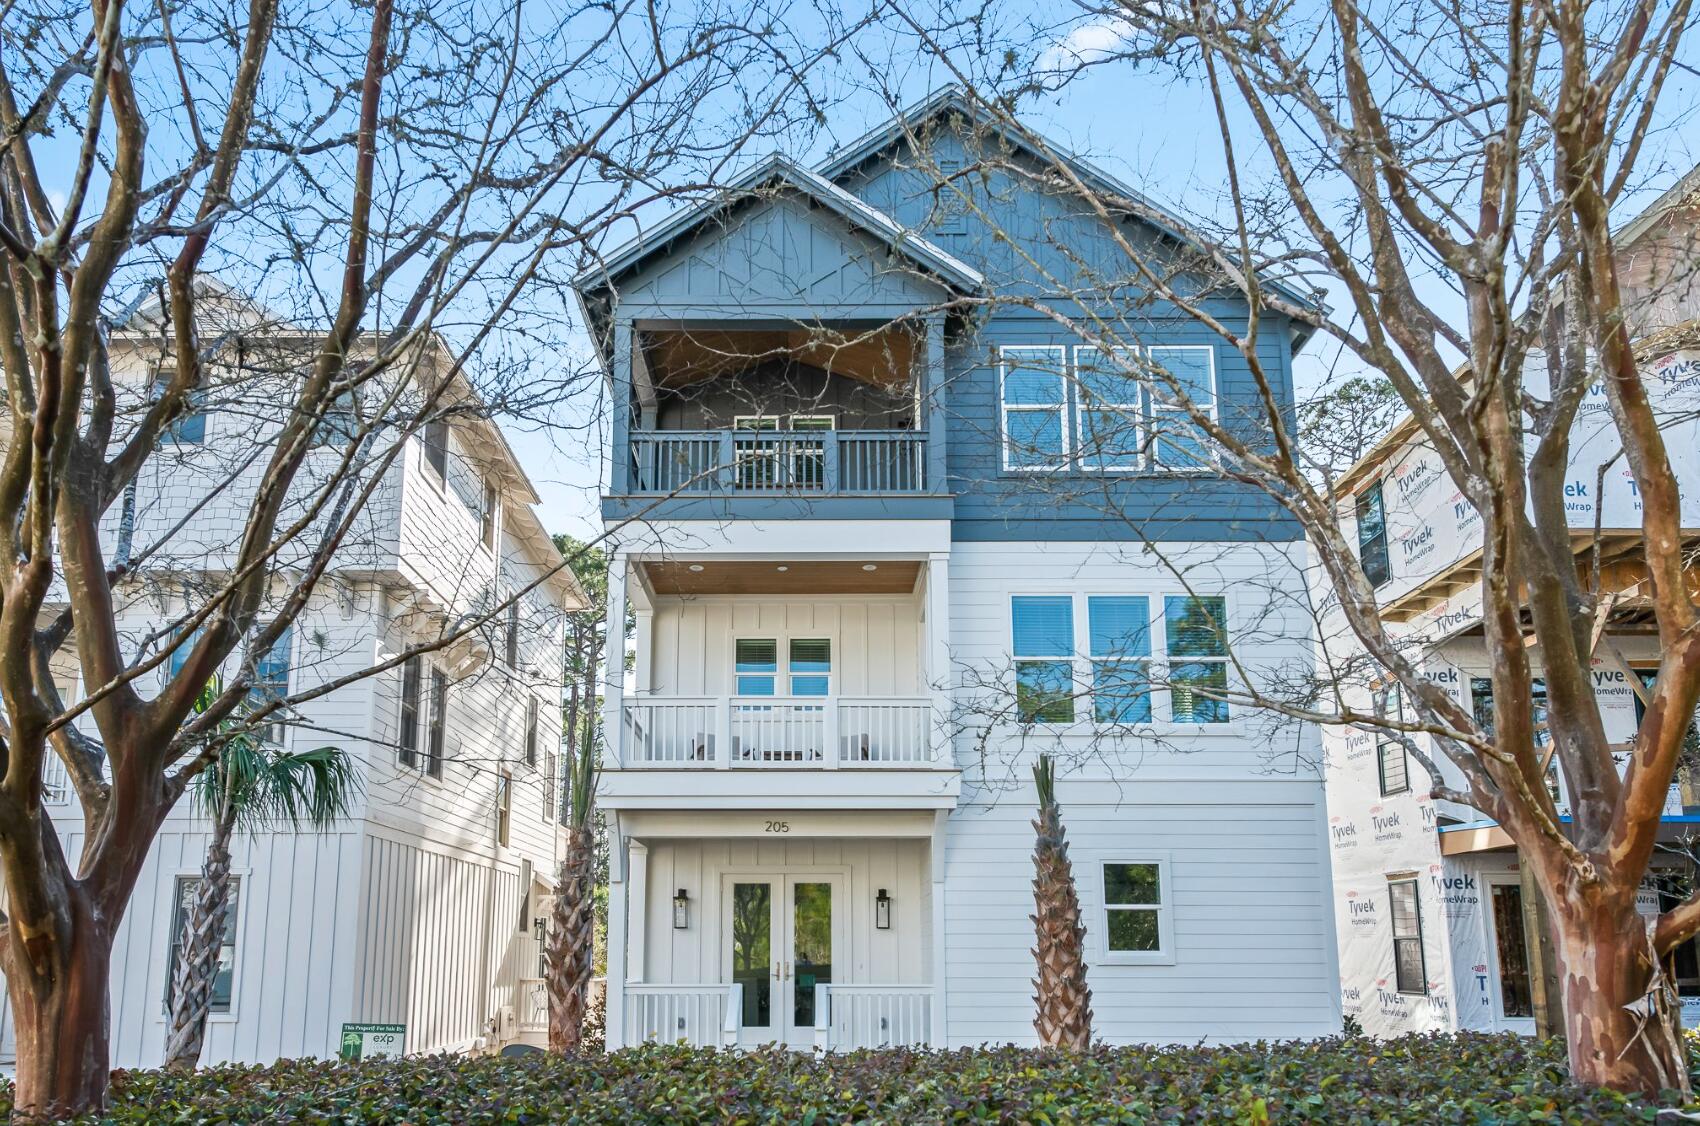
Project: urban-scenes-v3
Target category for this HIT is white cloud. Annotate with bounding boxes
[1039,14,1138,72]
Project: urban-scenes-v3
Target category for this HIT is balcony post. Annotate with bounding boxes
[930,810,949,1048]
[605,814,628,1049]
[925,552,951,766]
[627,841,649,985]
[715,697,732,768]
[924,313,947,493]
[610,319,633,495]
[824,696,841,768]
[603,554,629,768]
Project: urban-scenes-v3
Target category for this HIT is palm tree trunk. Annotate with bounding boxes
[546,825,596,1052]
[1031,755,1092,1049]
[163,802,238,1070]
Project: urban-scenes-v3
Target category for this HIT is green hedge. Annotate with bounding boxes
[1,1034,1689,1123]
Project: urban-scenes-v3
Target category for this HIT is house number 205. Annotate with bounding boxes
[764,820,790,833]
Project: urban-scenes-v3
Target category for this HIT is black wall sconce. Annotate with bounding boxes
[875,888,892,930]
[673,888,690,929]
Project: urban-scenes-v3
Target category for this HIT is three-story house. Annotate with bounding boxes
[579,89,1340,1051]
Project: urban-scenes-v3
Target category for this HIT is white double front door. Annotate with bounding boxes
[723,873,843,1047]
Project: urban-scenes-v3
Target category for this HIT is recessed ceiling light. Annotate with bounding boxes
[862,564,878,572]
[776,565,789,572]
[688,564,704,572]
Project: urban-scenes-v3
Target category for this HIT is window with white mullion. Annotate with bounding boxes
[998,346,1069,471]
[1074,346,1144,471]
[1144,346,1217,470]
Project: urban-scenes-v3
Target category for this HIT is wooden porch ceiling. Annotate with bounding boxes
[643,559,922,596]
[640,327,917,391]
[1378,530,1689,624]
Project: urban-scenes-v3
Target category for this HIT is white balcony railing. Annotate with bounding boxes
[620,696,937,768]
[629,430,927,495]
[814,985,933,1051]
[624,983,742,1047]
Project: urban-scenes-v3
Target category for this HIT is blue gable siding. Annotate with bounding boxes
[612,189,948,317]
[832,124,1302,542]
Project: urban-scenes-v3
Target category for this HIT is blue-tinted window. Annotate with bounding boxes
[789,638,831,696]
[1089,597,1151,724]
[1013,596,1075,723]
[736,639,777,696]
[1076,349,1142,471]
[153,376,207,445]
[1146,347,1214,469]
[1000,347,1068,470]
[1164,596,1228,723]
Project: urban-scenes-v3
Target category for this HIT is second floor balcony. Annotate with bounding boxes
[619,694,939,768]
[629,429,928,496]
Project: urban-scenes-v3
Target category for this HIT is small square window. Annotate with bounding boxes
[1101,860,1169,961]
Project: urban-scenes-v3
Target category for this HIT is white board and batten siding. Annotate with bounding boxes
[637,838,930,988]
[645,596,923,697]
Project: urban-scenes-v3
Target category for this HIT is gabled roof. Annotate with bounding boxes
[817,86,1323,341]
[571,152,985,297]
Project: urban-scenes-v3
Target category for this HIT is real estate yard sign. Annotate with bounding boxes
[340,1023,405,1060]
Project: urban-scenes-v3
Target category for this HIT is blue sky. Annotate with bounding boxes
[21,2,1700,540]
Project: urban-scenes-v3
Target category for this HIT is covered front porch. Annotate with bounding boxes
[604,810,948,1052]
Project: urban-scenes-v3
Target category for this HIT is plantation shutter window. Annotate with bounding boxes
[422,417,449,481]
[1388,878,1427,994]
[1102,862,1163,954]
[1075,347,1143,471]
[398,657,422,768]
[506,600,521,668]
[1356,483,1392,588]
[1012,595,1076,723]
[1145,346,1215,469]
[426,668,448,779]
[249,627,292,745]
[524,697,539,767]
[1164,596,1229,724]
[999,346,1069,470]
[166,876,240,1013]
[789,638,831,696]
[1088,596,1152,723]
[735,639,778,696]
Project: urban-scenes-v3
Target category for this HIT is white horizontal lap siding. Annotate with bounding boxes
[647,596,922,697]
[396,429,499,617]
[92,826,363,1068]
[941,783,1338,1046]
[636,838,929,989]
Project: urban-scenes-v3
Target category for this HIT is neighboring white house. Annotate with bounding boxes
[1317,171,1700,1036]
[0,282,581,1068]
[579,90,1341,1052]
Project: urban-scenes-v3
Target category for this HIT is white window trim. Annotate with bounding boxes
[730,633,836,698]
[156,867,251,1024]
[1010,592,1081,725]
[1006,592,1240,733]
[1157,593,1232,728]
[1145,344,1218,473]
[1096,854,1175,966]
[1072,345,1144,472]
[998,345,1070,472]
[1085,594,1154,725]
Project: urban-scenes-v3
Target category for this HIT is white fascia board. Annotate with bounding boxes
[607,518,953,558]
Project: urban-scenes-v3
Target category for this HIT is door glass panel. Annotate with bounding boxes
[731,882,772,1028]
[792,881,833,1028]
[1491,884,1533,1018]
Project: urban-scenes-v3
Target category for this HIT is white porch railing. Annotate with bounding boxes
[813,985,933,1051]
[621,696,936,768]
[629,430,927,495]
[517,977,548,1033]
[624,983,743,1047]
